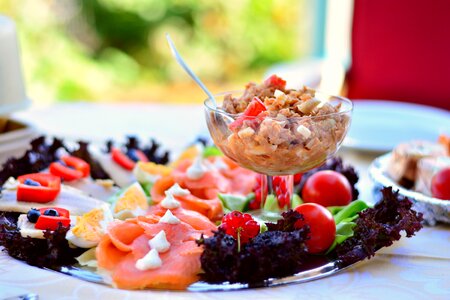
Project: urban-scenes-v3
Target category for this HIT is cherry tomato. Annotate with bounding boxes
[229,97,266,131]
[111,148,135,170]
[294,203,336,254]
[35,207,71,230]
[17,173,61,203]
[49,155,90,181]
[431,167,450,200]
[302,170,352,207]
[264,74,287,90]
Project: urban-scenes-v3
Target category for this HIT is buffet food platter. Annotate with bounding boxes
[0,76,427,292]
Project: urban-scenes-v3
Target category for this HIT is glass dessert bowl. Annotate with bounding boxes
[204,77,353,214]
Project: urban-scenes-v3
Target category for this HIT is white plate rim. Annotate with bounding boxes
[343,100,450,153]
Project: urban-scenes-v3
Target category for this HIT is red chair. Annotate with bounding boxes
[346,0,450,110]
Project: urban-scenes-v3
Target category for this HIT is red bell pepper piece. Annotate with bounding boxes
[17,173,61,203]
[229,97,267,131]
[49,155,90,181]
[111,148,136,170]
[127,149,149,163]
[35,207,71,231]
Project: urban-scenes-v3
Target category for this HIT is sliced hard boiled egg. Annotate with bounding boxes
[133,161,172,185]
[170,144,202,167]
[66,204,113,248]
[113,182,149,220]
[64,178,119,201]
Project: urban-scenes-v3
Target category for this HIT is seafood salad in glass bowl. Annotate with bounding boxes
[204,75,353,212]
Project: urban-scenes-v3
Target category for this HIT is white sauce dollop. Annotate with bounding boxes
[167,183,190,196]
[159,209,181,224]
[160,192,181,209]
[148,230,171,253]
[135,249,162,270]
[186,156,208,180]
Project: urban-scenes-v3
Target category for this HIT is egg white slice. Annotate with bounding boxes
[64,178,119,201]
[66,204,113,248]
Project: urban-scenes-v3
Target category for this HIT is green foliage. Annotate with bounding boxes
[1,0,304,102]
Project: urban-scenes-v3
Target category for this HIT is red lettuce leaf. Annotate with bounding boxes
[0,136,67,186]
[265,210,306,232]
[332,187,423,266]
[197,211,310,283]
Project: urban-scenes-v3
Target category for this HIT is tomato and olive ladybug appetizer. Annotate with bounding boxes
[26,207,71,231]
[49,155,91,181]
[17,173,61,203]
[111,147,148,171]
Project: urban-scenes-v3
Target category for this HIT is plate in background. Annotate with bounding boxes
[369,152,450,225]
[343,100,450,153]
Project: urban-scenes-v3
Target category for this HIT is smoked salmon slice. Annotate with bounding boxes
[151,175,176,202]
[172,193,223,221]
[150,187,223,221]
[171,159,229,194]
[96,235,125,270]
[108,220,145,252]
[110,240,202,290]
[146,206,217,233]
[150,157,256,221]
[96,210,216,290]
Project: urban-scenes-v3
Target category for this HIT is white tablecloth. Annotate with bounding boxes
[1,103,449,300]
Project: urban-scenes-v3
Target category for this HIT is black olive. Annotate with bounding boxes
[24,178,41,186]
[127,149,140,162]
[43,208,59,217]
[27,208,41,223]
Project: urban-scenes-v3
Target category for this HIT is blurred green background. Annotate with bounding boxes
[1,0,309,103]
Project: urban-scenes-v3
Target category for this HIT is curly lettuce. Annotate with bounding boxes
[332,187,423,266]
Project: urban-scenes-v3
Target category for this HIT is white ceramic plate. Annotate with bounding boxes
[369,152,450,225]
[343,100,450,153]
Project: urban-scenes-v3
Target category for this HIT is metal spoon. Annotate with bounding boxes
[165,33,217,108]
[3,293,39,300]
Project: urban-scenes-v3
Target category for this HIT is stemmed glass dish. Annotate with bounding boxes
[204,91,353,216]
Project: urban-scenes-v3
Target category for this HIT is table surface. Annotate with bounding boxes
[1,102,449,300]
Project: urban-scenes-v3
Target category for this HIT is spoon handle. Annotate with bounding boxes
[166,34,217,107]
